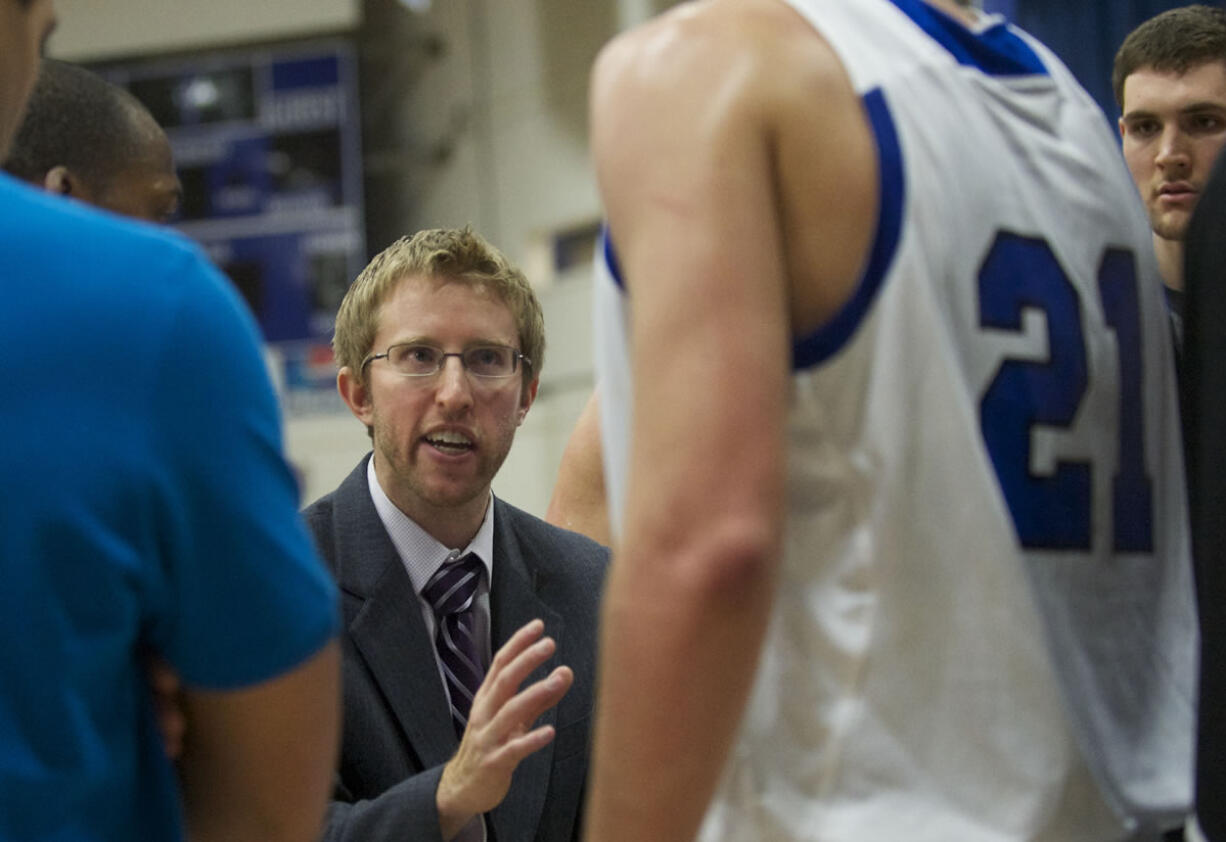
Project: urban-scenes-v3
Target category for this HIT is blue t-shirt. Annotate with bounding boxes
[0,174,339,840]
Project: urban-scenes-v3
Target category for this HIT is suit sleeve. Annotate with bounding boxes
[303,497,454,842]
[322,766,449,842]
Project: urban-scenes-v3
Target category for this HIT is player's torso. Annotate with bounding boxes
[707,0,1192,838]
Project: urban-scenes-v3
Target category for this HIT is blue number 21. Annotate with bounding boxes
[978,232,1153,552]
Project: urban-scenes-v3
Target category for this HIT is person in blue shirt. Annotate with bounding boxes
[0,2,342,841]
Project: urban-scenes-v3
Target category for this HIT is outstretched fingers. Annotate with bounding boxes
[473,619,555,716]
[486,666,574,764]
[435,621,575,830]
[487,619,546,679]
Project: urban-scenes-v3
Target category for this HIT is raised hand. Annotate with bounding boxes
[435,619,573,839]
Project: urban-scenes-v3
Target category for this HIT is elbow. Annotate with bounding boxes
[662,515,781,600]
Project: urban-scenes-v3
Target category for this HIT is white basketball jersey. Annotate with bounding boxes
[593,1,1197,839]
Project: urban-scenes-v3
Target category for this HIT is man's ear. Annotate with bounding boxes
[1118,116,1127,140]
[338,366,374,428]
[517,376,539,426]
[42,165,77,196]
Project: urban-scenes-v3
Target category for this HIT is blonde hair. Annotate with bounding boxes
[333,226,545,392]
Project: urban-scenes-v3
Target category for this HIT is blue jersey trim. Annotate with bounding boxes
[887,0,1047,77]
[792,87,904,370]
[601,226,626,290]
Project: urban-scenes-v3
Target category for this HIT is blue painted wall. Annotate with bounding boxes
[982,0,1211,119]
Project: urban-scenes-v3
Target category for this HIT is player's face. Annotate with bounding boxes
[359,275,536,528]
[92,133,183,224]
[1120,60,1226,242]
[0,0,56,160]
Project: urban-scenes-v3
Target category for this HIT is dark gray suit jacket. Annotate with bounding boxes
[303,455,608,842]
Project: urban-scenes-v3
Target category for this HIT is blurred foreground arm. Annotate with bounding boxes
[583,2,875,839]
[180,640,341,842]
[583,9,791,841]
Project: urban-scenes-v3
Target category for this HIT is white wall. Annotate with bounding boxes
[51,0,361,60]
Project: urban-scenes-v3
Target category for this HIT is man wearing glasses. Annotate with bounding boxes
[305,226,608,842]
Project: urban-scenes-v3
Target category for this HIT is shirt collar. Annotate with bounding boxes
[366,455,495,596]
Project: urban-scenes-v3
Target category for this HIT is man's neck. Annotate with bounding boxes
[403,500,486,551]
[1153,233,1185,292]
[372,457,489,550]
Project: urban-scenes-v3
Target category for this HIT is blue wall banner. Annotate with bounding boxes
[98,40,366,415]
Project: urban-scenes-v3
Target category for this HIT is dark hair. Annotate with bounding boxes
[2,59,155,190]
[1113,5,1226,110]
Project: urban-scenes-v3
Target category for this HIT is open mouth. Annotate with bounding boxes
[1159,183,1195,199]
[424,431,475,454]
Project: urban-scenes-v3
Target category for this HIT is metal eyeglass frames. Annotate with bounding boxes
[361,342,530,381]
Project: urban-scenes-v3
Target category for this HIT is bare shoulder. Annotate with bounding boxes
[588,0,863,216]
[591,0,877,333]
[591,0,849,128]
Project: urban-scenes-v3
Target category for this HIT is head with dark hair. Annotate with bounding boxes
[3,59,182,222]
[1113,5,1226,110]
[1115,5,1226,289]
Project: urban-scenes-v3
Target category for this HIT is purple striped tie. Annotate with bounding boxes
[422,554,485,738]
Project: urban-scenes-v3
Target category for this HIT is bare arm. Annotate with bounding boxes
[179,640,341,842]
[583,3,876,839]
[546,390,612,546]
[583,11,792,842]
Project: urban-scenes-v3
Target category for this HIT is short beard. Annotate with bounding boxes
[1151,212,1190,243]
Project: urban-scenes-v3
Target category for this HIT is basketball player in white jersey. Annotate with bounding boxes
[582,1,1197,840]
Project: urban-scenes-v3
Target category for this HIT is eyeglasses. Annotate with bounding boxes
[362,343,531,380]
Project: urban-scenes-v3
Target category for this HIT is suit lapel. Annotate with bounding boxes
[333,458,458,770]
[488,499,564,841]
